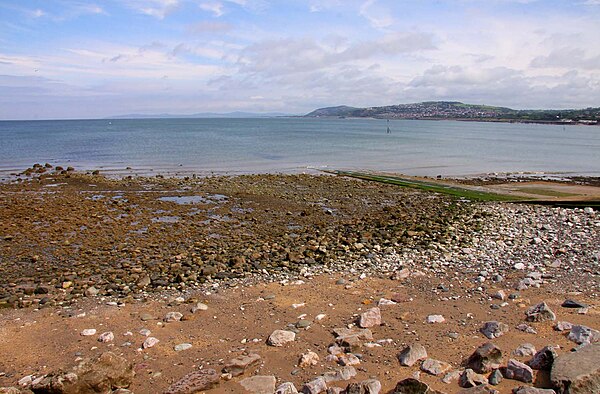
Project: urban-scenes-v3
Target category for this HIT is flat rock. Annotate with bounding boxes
[164,312,183,322]
[163,369,220,394]
[426,314,445,324]
[174,343,192,352]
[561,299,587,309]
[322,366,357,383]
[512,387,555,394]
[224,353,262,376]
[302,376,327,394]
[359,307,382,328]
[567,325,600,345]
[480,321,509,339]
[190,303,208,313]
[98,332,115,343]
[344,379,381,394]
[525,302,556,322]
[460,369,488,388]
[503,359,533,383]
[457,386,499,394]
[390,378,443,393]
[81,329,97,336]
[528,345,558,370]
[551,343,600,394]
[554,321,573,332]
[267,330,296,346]
[420,358,451,376]
[467,343,503,374]
[398,344,428,367]
[513,343,536,357]
[276,382,299,394]
[142,337,159,349]
[239,376,276,394]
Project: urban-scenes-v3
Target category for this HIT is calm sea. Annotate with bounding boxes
[0,118,598,178]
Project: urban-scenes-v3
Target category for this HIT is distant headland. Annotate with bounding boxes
[304,101,600,125]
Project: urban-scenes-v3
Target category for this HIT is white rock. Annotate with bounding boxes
[98,331,114,343]
[143,337,160,349]
[81,329,97,336]
[174,343,192,352]
[267,330,296,346]
[426,315,445,324]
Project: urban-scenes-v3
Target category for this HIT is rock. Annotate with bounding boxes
[85,286,100,297]
[344,379,381,394]
[426,315,445,324]
[333,327,373,341]
[137,275,151,288]
[276,382,299,394]
[457,387,499,394]
[359,307,382,328]
[442,370,461,384]
[163,368,220,394]
[503,359,534,383]
[514,263,526,270]
[528,345,558,370]
[302,376,327,394]
[525,302,556,322]
[420,358,451,376]
[513,343,536,357]
[390,378,440,393]
[139,328,151,337]
[322,366,357,383]
[296,319,311,329]
[299,351,319,368]
[174,343,192,352]
[338,353,360,366]
[398,344,428,367]
[512,387,555,393]
[81,329,97,336]
[567,325,600,345]
[480,321,509,339]
[554,321,573,332]
[142,337,159,349]
[516,324,537,334]
[491,290,506,301]
[223,353,261,376]
[140,313,155,321]
[467,343,503,374]
[561,299,587,308]
[267,330,296,346]
[460,369,488,388]
[164,312,183,322]
[488,369,503,385]
[239,376,276,393]
[0,388,22,394]
[191,303,208,313]
[98,332,115,343]
[551,343,600,394]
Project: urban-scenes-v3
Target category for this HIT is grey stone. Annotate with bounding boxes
[457,386,499,394]
[420,358,451,376]
[561,299,587,309]
[467,343,503,374]
[239,376,276,394]
[488,369,503,385]
[174,343,192,352]
[525,302,556,322]
[503,359,534,383]
[276,382,299,394]
[511,387,555,394]
[567,325,600,345]
[223,353,261,376]
[302,376,327,394]
[322,366,357,383]
[163,369,220,394]
[460,369,488,388]
[398,344,428,367]
[551,343,600,394]
[344,379,381,394]
[359,307,382,328]
[554,321,573,332]
[480,321,509,339]
[528,345,558,370]
[513,343,536,357]
[164,312,183,322]
[267,330,296,346]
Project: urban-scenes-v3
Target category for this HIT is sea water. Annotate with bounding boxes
[0,117,598,177]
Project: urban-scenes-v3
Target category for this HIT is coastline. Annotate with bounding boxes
[0,169,599,393]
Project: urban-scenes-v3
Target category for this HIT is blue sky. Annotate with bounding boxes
[1,0,599,119]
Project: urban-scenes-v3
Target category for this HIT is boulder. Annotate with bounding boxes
[503,359,533,383]
[525,302,555,322]
[302,377,327,394]
[456,386,499,394]
[163,369,220,394]
[398,344,428,367]
[344,379,381,394]
[390,378,443,393]
[513,343,536,357]
[276,382,299,394]
[528,346,558,370]
[567,325,600,346]
[466,343,503,374]
[460,369,488,388]
[239,376,276,394]
[551,343,600,394]
[223,353,261,377]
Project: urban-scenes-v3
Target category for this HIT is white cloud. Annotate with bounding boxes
[199,1,225,16]
[120,0,180,19]
[359,0,394,29]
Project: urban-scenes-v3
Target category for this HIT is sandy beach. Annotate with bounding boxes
[0,167,599,394]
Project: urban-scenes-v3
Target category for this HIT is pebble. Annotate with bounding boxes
[174,343,192,352]
[98,332,114,343]
[480,321,509,339]
[191,303,208,313]
[267,330,296,346]
[142,337,159,349]
[81,329,97,336]
[426,314,445,324]
[164,312,183,322]
[299,351,319,368]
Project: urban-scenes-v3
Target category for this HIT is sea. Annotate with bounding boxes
[0,117,598,178]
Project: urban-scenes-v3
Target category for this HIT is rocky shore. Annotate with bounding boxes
[0,168,598,393]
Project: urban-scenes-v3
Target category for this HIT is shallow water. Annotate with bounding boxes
[0,117,598,177]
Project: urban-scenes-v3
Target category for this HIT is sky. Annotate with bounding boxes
[1,0,600,119]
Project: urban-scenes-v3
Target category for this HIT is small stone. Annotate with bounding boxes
[191,303,208,313]
[296,319,311,329]
[239,375,276,393]
[276,382,299,394]
[322,366,357,383]
[142,337,159,349]
[164,312,183,322]
[567,325,600,345]
[525,302,556,322]
[267,330,296,346]
[224,353,261,376]
[163,369,220,394]
[491,290,506,301]
[426,314,445,324]
[460,369,488,388]
[442,370,462,384]
[513,343,536,357]
[81,329,97,336]
[420,358,451,376]
[338,353,360,366]
[85,286,100,297]
[554,321,573,331]
[480,321,509,339]
[467,343,503,374]
[302,376,327,394]
[299,351,319,368]
[174,343,192,352]
[315,314,326,321]
[561,299,587,308]
[514,263,525,270]
[398,344,428,367]
[516,324,537,334]
[359,307,382,328]
[488,369,503,385]
[503,359,533,383]
[98,332,115,343]
[528,345,558,370]
[139,328,151,337]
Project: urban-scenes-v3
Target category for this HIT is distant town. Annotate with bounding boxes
[305,101,600,125]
